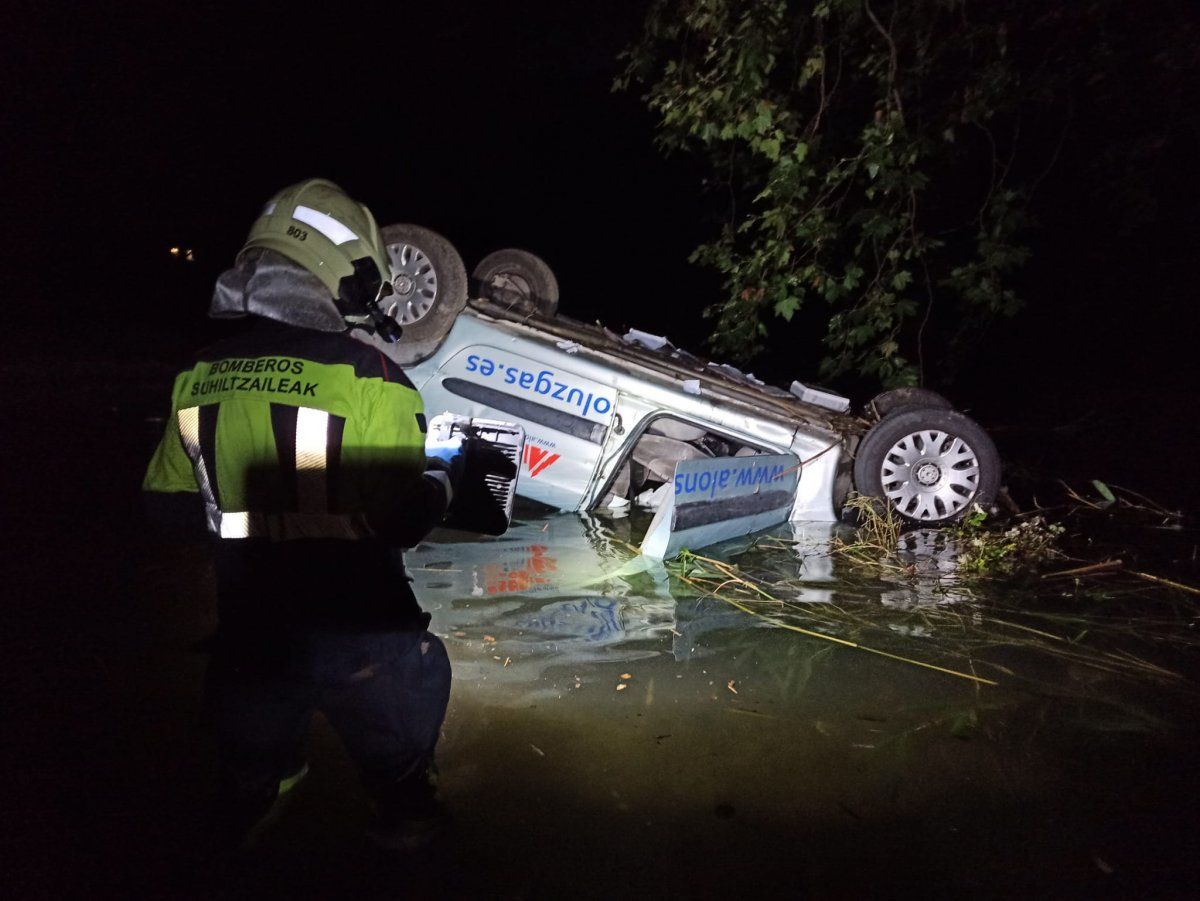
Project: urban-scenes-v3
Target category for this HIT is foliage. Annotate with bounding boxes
[950,505,1063,575]
[1062,480,1186,525]
[831,493,902,566]
[616,0,1164,385]
[829,496,1062,576]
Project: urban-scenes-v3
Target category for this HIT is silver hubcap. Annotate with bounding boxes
[386,242,438,325]
[880,430,980,521]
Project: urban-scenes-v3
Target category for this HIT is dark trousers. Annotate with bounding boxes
[206,628,451,800]
[205,540,450,804]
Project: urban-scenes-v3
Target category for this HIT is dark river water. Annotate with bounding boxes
[6,501,1198,899]
[393,513,1198,899]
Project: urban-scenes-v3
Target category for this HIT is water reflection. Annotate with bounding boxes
[885,529,976,609]
[410,515,844,674]
[410,515,668,689]
[515,597,625,643]
[410,511,1194,723]
[410,516,995,672]
[402,513,1197,897]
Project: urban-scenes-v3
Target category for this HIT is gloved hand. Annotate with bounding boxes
[425,434,467,487]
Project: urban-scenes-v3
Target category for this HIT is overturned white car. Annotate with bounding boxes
[379,224,1001,548]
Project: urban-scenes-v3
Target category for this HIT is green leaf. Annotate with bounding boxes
[617,0,1041,387]
[775,295,801,320]
[1092,479,1117,507]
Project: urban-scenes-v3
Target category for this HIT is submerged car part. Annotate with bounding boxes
[641,453,801,559]
[386,224,1000,540]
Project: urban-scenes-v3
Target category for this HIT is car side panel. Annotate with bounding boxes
[405,310,843,521]
[415,344,614,511]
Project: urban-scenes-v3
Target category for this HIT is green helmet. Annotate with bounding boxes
[240,179,401,340]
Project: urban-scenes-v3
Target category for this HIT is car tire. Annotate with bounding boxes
[472,248,560,318]
[381,223,468,366]
[853,407,1000,525]
[866,387,952,420]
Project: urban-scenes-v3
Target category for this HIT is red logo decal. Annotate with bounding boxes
[524,445,561,478]
[482,545,557,595]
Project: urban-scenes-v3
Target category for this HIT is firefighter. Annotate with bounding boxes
[143,178,462,852]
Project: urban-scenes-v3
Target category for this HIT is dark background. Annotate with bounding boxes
[4,0,1199,505]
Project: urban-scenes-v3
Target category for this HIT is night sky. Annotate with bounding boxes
[13,2,709,335]
[7,1,1200,501]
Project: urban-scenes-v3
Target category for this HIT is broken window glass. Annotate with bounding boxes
[600,417,769,513]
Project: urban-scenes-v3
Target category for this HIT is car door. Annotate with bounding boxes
[587,392,660,508]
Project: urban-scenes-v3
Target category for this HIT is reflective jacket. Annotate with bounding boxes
[143,320,447,549]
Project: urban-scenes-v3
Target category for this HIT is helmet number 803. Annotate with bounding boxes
[287,225,309,241]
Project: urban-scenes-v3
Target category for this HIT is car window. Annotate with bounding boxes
[597,414,771,513]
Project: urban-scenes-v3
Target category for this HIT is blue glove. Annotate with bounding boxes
[425,435,467,488]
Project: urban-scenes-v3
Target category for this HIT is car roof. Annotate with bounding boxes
[465,299,862,436]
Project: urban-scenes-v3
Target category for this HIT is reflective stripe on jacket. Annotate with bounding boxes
[143,320,443,546]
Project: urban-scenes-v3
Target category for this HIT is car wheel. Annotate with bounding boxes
[853,408,1000,524]
[866,387,952,419]
[381,223,468,366]
[472,248,560,318]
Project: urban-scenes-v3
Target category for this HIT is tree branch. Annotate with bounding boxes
[864,0,903,116]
